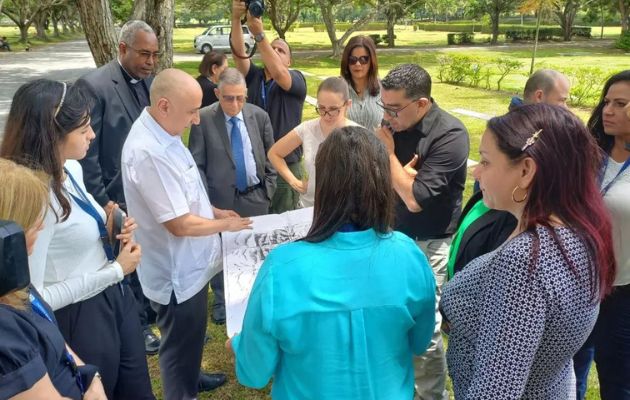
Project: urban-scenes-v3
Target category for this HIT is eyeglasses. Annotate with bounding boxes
[348,55,370,65]
[376,99,419,118]
[126,45,162,60]
[315,102,346,117]
[221,95,247,103]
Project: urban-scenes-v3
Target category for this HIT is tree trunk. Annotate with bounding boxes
[131,0,146,21]
[555,0,578,41]
[491,7,500,44]
[0,0,4,16]
[52,13,60,37]
[268,0,301,41]
[386,11,396,47]
[145,0,174,72]
[620,0,630,33]
[317,0,378,57]
[19,24,28,43]
[530,11,541,75]
[76,0,118,67]
[33,11,49,40]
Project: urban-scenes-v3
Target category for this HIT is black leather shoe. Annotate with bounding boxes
[143,329,160,355]
[198,372,226,392]
[211,307,226,325]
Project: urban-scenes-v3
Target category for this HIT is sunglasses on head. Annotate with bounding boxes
[348,55,370,65]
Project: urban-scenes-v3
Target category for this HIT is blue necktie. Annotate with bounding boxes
[230,116,248,192]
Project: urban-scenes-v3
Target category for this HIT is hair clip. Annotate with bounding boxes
[521,129,542,152]
[54,82,67,118]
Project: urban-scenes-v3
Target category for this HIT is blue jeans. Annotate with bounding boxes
[573,333,595,400]
[593,284,630,400]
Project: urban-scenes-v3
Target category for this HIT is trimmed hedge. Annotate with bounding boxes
[447,32,474,45]
[505,26,592,41]
[415,23,591,38]
[312,22,387,32]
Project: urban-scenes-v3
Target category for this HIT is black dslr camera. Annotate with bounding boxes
[0,220,30,297]
[246,0,265,18]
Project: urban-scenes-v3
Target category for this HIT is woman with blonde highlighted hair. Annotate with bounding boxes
[0,158,107,400]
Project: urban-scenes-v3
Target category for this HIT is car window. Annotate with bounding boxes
[201,27,209,35]
[209,27,218,35]
[223,27,231,36]
[242,27,249,34]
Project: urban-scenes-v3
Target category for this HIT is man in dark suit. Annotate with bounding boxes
[189,67,276,324]
[77,20,161,354]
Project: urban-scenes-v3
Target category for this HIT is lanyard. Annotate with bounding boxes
[600,156,630,196]
[260,79,275,110]
[29,292,85,394]
[64,168,115,262]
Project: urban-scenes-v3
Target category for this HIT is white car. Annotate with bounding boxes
[194,25,255,54]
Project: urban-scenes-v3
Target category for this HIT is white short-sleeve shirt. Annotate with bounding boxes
[121,109,221,305]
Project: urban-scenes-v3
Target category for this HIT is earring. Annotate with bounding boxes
[511,186,528,203]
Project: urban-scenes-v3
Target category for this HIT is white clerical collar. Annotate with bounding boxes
[117,59,140,84]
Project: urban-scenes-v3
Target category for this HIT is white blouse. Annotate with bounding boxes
[28,160,124,311]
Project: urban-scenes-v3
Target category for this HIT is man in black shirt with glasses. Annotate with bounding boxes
[376,63,470,400]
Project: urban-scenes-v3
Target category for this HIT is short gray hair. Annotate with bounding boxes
[381,64,432,100]
[119,20,155,46]
[218,67,246,89]
[523,69,568,102]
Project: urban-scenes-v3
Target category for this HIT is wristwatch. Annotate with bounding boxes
[254,32,265,43]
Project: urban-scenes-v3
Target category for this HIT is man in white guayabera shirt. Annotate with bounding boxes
[121,68,252,400]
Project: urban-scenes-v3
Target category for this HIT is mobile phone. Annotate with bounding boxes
[0,220,30,297]
[110,209,125,257]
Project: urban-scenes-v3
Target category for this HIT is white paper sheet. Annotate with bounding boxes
[222,207,313,337]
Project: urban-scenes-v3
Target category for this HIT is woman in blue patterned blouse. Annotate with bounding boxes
[441,104,616,399]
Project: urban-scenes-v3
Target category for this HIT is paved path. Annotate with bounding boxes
[0,40,97,134]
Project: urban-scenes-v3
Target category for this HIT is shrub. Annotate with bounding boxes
[564,67,606,107]
[615,31,630,50]
[368,34,382,45]
[495,58,523,91]
[447,32,474,45]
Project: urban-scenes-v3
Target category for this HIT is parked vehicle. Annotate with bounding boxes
[194,25,254,54]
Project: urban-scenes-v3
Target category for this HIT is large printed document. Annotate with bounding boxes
[222,207,313,337]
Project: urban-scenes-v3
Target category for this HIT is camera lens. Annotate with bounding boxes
[248,0,264,18]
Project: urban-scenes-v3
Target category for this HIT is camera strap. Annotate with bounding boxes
[64,168,115,263]
[260,79,275,110]
[29,292,86,394]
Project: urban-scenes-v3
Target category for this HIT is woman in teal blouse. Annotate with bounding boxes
[228,126,437,399]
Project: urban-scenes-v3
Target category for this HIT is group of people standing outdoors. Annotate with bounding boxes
[0,1,629,399]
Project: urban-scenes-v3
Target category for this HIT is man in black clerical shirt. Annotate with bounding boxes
[376,63,470,400]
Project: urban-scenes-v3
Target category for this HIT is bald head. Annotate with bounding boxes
[149,68,202,135]
[523,69,570,108]
[150,68,201,105]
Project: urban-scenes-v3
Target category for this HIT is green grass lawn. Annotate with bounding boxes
[170,40,619,399]
[0,26,84,52]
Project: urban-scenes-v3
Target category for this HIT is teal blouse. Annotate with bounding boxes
[233,229,436,400]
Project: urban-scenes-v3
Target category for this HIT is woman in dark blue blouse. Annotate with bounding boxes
[0,159,105,400]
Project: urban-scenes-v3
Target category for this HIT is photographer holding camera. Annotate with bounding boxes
[0,159,106,400]
[230,0,306,216]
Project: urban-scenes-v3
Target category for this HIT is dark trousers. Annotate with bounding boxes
[55,284,155,400]
[593,284,630,400]
[151,284,209,400]
[128,270,156,328]
[573,332,595,400]
[211,186,270,318]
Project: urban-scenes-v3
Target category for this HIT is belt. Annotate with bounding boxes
[237,182,263,195]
